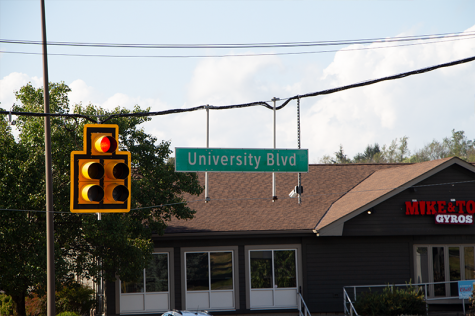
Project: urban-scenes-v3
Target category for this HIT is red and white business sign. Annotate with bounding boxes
[405,200,474,225]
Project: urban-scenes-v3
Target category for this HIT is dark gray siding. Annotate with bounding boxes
[304,236,413,312]
[343,164,475,236]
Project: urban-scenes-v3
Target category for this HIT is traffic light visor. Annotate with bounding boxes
[81,162,104,179]
[105,162,129,179]
[113,185,129,201]
[94,136,117,153]
[81,184,104,202]
[105,184,129,202]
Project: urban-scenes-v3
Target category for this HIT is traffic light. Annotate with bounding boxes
[70,124,131,213]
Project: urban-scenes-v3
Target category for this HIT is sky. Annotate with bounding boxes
[1,0,475,162]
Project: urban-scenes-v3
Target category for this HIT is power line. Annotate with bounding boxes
[1,35,474,58]
[1,179,474,214]
[1,31,474,49]
[2,54,474,124]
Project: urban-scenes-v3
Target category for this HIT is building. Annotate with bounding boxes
[107,157,475,315]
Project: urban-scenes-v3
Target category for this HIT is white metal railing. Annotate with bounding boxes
[343,280,474,315]
[343,288,358,316]
[297,292,312,316]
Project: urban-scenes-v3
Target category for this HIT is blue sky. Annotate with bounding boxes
[1,0,474,161]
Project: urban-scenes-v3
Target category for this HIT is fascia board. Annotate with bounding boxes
[155,229,315,239]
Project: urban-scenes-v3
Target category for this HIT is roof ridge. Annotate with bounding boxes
[314,169,379,230]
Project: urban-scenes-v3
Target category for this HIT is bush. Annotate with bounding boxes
[354,284,426,316]
[468,286,475,316]
[56,282,96,316]
[0,294,14,316]
[25,282,95,316]
[25,293,45,316]
[57,312,80,316]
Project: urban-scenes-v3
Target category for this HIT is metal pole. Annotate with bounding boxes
[297,97,302,205]
[40,1,55,315]
[272,97,279,201]
[205,105,210,203]
[96,213,103,315]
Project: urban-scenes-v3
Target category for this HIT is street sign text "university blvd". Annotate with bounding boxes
[175,148,309,173]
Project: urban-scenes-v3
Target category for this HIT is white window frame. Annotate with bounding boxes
[245,244,302,310]
[181,246,239,311]
[413,244,475,298]
[117,248,174,314]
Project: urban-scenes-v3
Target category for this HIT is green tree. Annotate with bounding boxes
[353,143,382,163]
[381,136,410,163]
[319,138,409,164]
[319,131,475,164]
[407,130,475,163]
[0,82,203,315]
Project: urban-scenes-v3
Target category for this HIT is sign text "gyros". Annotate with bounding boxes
[405,200,474,225]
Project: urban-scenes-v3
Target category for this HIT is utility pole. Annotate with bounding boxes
[297,97,302,205]
[205,105,210,203]
[272,97,279,201]
[40,1,55,316]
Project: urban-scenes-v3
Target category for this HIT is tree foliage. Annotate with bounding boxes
[0,82,203,315]
[319,131,475,164]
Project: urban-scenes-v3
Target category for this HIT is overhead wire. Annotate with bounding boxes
[2,54,474,123]
[1,31,474,49]
[1,34,475,58]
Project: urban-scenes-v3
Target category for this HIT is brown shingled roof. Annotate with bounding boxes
[165,157,474,236]
[165,163,404,234]
[314,157,457,235]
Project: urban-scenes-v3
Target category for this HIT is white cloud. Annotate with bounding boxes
[68,79,98,107]
[0,72,42,109]
[101,93,169,113]
[301,25,475,160]
[186,54,283,106]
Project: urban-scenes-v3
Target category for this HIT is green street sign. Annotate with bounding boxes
[175,147,308,173]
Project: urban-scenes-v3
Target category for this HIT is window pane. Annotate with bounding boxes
[121,273,144,293]
[250,251,273,289]
[186,252,209,291]
[210,252,233,290]
[432,247,445,296]
[449,247,460,296]
[415,247,429,284]
[274,250,296,288]
[464,247,474,280]
[146,253,168,292]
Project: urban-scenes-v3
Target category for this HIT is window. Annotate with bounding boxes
[184,251,235,310]
[120,252,171,313]
[249,249,298,309]
[414,245,475,298]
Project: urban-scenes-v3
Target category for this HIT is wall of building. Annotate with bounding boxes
[303,236,413,312]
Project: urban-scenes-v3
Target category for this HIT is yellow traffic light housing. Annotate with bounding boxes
[70,124,131,213]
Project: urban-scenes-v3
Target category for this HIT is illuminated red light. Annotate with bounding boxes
[94,136,117,153]
[100,137,111,152]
